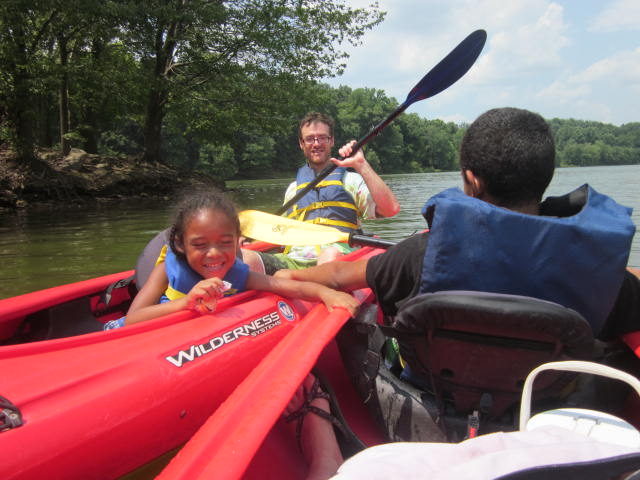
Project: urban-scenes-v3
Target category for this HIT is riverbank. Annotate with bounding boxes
[0,147,224,211]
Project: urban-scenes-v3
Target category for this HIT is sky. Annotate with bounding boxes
[324,0,640,126]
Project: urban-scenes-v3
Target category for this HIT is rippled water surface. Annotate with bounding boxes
[1,165,638,298]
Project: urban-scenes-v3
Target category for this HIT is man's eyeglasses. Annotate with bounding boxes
[302,135,332,145]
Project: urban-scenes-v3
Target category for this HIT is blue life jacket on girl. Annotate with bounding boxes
[285,164,359,233]
[419,185,635,335]
[161,247,249,303]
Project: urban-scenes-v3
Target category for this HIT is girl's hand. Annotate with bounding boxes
[320,289,360,316]
[186,278,229,314]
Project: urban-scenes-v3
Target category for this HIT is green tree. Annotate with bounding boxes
[335,87,404,172]
[397,113,429,172]
[121,0,384,164]
[424,120,457,171]
[0,0,55,163]
[241,136,277,175]
[199,142,237,178]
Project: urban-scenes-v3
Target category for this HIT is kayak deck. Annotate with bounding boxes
[0,244,384,480]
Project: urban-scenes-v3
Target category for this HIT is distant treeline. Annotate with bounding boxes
[1,1,638,182]
[548,118,640,168]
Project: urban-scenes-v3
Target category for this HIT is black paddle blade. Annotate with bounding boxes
[405,29,487,105]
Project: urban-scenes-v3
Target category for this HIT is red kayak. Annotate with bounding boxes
[157,288,385,480]
[0,242,385,480]
[157,290,640,479]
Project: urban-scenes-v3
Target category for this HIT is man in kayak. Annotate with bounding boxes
[278,107,640,478]
[278,107,639,342]
[242,112,400,274]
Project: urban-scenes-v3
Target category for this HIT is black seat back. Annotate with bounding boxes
[389,291,594,418]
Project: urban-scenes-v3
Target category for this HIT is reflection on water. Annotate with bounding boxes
[1,165,639,298]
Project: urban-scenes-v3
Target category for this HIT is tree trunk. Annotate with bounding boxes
[10,83,38,163]
[80,122,99,153]
[184,134,200,171]
[142,16,181,164]
[5,22,38,164]
[142,85,168,163]
[58,33,71,156]
[80,39,105,154]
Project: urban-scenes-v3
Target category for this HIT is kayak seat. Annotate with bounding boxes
[4,276,137,344]
[6,296,105,343]
[134,228,169,289]
[390,291,594,428]
[336,291,596,443]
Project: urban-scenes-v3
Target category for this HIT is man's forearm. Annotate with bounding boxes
[356,161,400,218]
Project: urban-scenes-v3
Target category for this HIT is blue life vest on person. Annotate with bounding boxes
[161,247,249,303]
[285,164,359,233]
[418,185,635,335]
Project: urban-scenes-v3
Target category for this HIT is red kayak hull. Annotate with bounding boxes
[0,244,383,480]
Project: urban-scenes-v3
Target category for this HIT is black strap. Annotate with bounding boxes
[100,274,135,306]
[284,376,349,452]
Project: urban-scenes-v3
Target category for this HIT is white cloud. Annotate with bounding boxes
[460,1,570,85]
[438,113,471,125]
[590,0,640,32]
[539,47,640,96]
[350,0,571,92]
[579,47,640,83]
[536,47,640,124]
[326,1,640,125]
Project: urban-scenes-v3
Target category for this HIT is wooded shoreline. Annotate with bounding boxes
[0,147,226,211]
[2,1,638,211]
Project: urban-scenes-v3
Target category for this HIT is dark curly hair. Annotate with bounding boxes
[460,108,555,208]
[168,188,239,262]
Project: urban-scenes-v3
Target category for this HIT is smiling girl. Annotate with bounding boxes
[114,189,359,327]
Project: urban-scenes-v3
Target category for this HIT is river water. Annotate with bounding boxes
[1,164,638,299]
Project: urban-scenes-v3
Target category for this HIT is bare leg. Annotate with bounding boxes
[285,374,344,480]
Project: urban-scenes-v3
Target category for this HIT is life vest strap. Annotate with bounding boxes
[287,201,358,220]
[165,285,186,301]
[306,217,359,230]
[296,179,344,190]
[155,244,168,265]
[289,200,358,215]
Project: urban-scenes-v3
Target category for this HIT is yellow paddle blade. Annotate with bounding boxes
[239,210,349,246]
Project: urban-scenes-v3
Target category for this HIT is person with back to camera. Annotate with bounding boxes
[242,112,400,274]
[278,107,640,479]
[103,189,359,330]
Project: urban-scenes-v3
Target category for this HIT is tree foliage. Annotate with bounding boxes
[1,0,384,166]
[1,1,639,185]
[548,118,640,167]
